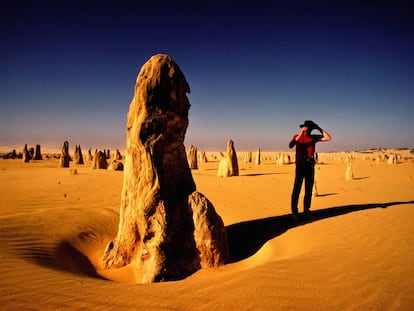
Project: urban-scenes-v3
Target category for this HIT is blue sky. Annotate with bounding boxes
[1,0,413,152]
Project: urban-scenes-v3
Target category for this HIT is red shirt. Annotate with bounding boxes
[292,133,321,166]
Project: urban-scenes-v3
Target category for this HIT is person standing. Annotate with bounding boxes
[289,120,331,220]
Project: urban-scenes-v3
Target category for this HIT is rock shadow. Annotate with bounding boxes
[19,240,104,279]
[56,241,103,279]
[315,193,338,197]
[18,201,413,279]
[242,172,286,177]
[226,200,414,263]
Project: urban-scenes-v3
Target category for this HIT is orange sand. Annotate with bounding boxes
[0,150,413,310]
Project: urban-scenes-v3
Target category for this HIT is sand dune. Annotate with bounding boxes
[0,152,413,310]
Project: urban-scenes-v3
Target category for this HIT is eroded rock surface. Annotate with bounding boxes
[74,145,84,165]
[102,54,229,282]
[92,150,107,169]
[58,141,71,168]
[22,144,32,163]
[217,139,239,177]
[32,144,43,161]
[187,145,198,169]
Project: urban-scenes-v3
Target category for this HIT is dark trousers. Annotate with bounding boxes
[291,165,315,214]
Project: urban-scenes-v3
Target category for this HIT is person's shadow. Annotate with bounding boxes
[226,200,414,263]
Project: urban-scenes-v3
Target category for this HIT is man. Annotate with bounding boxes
[289,120,331,220]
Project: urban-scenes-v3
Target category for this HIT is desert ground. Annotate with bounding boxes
[0,149,413,310]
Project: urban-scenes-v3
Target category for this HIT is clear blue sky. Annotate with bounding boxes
[1,0,413,152]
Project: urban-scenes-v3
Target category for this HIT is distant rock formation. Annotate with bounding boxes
[312,180,319,197]
[108,160,123,171]
[108,150,123,171]
[199,150,208,163]
[243,151,252,163]
[345,156,354,181]
[114,149,123,161]
[255,148,261,165]
[88,148,93,162]
[276,152,285,165]
[217,139,239,177]
[28,147,34,159]
[102,54,229,282]
[313,165,319,197]
[92,150,107,169]
[387,153,397,165]
[276,152,291,165]
[58,141,71,168]
[22,144,32,163]
[3,149,17,159]
[187,145,198,169]
[74,145,84,165]
[31,144,43,160]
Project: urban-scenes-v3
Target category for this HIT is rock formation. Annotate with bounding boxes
[74,145,84,165]
[114,149,123,161]
[255,148,261,165]
[28,147,34,159]
[88,148,93,162]
[387,153,397,165]
[200,150,208,163]
[313,165,319,197]
[312,180,319,197]
[31,144,43,160]
[92,150,107,169]
[3,149,17,159]
[102,54,229,282]
[243,151,252,163]
[108,160,124,171]
[345,157,354,181]
[22,144,32,163]
[217,139,239,177]
[276,152,289,165]
[107,149,124,170]
[58,141,71,168]
[108,150,123,171]
[187,145,198,169]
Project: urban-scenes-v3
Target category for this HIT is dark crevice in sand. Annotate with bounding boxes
[226,200,414,263]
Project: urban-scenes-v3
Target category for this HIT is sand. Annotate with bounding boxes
[0,150,413,310]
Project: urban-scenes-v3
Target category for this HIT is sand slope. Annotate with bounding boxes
[0,153,413,310]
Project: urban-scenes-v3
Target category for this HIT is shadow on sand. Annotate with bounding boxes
[17,200,413,280]
[242,172,286,177]
[315,193,338,197]
[19,240,104,279]
[226,200,414,263]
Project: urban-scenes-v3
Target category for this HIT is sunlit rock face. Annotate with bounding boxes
[217,139,239,177]
[187,145,198,169]
[102,54,229,283]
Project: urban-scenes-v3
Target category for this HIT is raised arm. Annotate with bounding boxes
[319,128,332,142]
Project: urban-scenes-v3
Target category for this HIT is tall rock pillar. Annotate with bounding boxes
[102,54,229,283]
